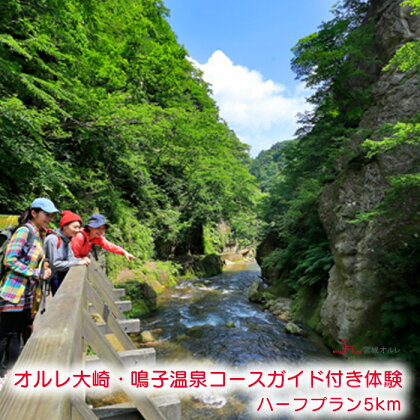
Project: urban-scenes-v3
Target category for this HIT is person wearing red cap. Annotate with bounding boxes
[45,211,90,296]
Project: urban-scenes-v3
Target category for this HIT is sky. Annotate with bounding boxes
[163,0,337,157]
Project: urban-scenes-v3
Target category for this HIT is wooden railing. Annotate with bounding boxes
[0,260,179,419]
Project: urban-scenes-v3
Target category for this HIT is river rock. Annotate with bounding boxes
[221,252,243,263]
[174,334,189,342]
[140,330,155,343]
[240,248,251,257]
[188,325,210,338]
[278,313,289,321]
[143,341,161,347]
[247,280,266,303]
[284,322,304,335]
[265,297,291,318]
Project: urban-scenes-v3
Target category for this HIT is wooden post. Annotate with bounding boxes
[82,311,166,420]
[87,266,125,320]
[85,281,136,351]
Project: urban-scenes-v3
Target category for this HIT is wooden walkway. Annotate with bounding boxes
[0,259,180,420]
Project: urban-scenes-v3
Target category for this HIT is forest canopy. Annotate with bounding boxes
[0,0,260,259]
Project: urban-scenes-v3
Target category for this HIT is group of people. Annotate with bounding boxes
[0,197,135,375]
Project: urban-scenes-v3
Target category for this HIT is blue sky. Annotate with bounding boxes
[163,0,337,157]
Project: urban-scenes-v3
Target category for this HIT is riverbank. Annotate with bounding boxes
[108,253,226,317]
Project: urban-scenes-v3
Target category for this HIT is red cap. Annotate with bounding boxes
[59,210,82,229]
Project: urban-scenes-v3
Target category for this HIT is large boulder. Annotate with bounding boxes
[176,254,223,277]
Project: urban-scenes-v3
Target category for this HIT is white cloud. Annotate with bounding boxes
[190,50,313,157]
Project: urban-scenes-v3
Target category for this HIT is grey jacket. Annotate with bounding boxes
[45,229,81,273]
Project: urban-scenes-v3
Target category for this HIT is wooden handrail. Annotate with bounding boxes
[0,264,167,419]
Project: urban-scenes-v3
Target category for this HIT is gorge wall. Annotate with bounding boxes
[256,0,420,350]
[318,0,420,345]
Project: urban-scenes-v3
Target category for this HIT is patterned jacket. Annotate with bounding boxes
[0,221,43,304]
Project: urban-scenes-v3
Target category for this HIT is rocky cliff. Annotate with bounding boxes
[318,0,420,345]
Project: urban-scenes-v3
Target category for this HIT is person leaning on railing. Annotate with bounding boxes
[71,214,135,262]
[0,198,58,376]
[45,210,91,296]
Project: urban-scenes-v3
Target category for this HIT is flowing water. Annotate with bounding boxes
[140,261,330,419]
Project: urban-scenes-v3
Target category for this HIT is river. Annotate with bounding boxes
[139,261,330,419]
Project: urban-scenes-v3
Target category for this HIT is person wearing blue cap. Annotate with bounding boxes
[71,214,135,262]
[0,197,59,375]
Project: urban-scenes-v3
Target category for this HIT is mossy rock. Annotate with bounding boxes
[284,322,304,335]
[292,285,327,334]
[176,254,223,278]
[187,325,210,338]
[260,290,276,302]
[247,280,266,303]
[118,281,158,317]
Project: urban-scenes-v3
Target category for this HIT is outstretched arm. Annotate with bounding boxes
[94,236,135,261]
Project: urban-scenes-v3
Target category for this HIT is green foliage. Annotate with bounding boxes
[292,285,328,333]
[0,96,74,210]
[401,0,420,14]
[348,105,419,371]
[351,116,420,224]
[259,1,380,292]
[260,169,333,290]
[203,223,227,255]
[254,1,419,382]
[292,243,333,287]
[351,173,420,226]
[381,292,420,338]
[123,282,157,317]
[250,141,290,192]
[377,241,420,369]
[291,0,374,117]
[385,41,420,73]
[114,260,180,316]
[230,209,261,250]
[0,0,259,259]
[363,118,420,158]
[384,1,420,73]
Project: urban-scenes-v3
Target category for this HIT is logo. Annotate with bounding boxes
[332,340,362,354]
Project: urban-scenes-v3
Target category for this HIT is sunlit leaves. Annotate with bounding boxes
[0,0,259,257]
[364,119,420,158]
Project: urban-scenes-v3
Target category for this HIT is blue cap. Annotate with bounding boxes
[30,197,60,213]
[87,214,109,229]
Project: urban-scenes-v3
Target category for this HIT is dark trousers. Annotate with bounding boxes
[50,270,67,296]
[0,309,31,375]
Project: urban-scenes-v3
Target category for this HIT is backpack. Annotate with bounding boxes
[0,224,35,281]
[45,229,62,250]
